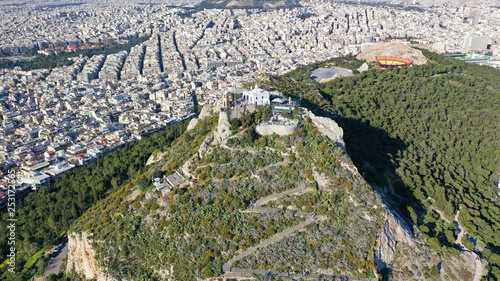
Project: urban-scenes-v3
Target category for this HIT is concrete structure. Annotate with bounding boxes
[256,115,299,136]
[376,57,413,67]
[44,162,76,178]
[243,86,270,106]
[20,171,51,190]
[66,144,86,155]
[463,36,489,51]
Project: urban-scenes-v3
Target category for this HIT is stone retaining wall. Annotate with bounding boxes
[256,121,299,136]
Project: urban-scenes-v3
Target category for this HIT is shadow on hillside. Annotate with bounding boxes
[305,107,430,227]
[330,117,431,278]
[332,117,423,229]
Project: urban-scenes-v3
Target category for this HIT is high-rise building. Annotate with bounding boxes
[471,10,481,25]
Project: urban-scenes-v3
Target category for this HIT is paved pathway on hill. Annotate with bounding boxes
[431,207,451,224]
[221,143,289,157]
[217,146,374,279]
[453,209,485,281]
[200,156,290,178]
[222,181,321,273]
[241,207,312,217]
[222,218,316,273]
[43,239,68,278]
[253,156,290,174]
[217,143,367,279]
[253,183,313,207]
[221,143,265,154]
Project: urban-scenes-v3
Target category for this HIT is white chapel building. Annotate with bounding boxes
[243,86,270,106]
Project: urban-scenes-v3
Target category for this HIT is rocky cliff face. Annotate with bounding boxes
[375,209,417,271]
[306,108,417,273]
[197,134,213,159]
[304,109,345,147]
[66,232,115,281]
[146,151,167,166]
[356,40,428,65]
[186,118,199,132]
[214,111,231,145]
[187,96,225,132]
[308,101,419,273]
[181,134,214,179]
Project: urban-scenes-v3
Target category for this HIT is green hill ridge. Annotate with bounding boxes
[67,110,385,279]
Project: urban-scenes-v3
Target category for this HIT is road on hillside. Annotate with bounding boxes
[453,209,485,281]
[43,239,68,278]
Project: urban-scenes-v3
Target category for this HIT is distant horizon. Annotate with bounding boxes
[1,0,500,7]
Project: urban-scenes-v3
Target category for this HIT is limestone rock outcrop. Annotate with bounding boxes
[304,109,345,147]
[66,232,118,281]
[181,158,195,179]
[214,111,231,145]
[201,98,225,119]
[357,62,369,73]
[198,134,214,158]
[186,118,199,131]
[180,133,214,179]
[146,151,167,166]
[187,96,225,132]
[150,97,225,166]
[375,209,417,271]
[357,40,428,65]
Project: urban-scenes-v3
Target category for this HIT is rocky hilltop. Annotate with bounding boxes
[357,40,428,65]
[66,102,476,280]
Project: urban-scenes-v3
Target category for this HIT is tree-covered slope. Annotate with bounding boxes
[262,50,500,279]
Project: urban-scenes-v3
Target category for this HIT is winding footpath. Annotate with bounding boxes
[431,206,485,280]
[453,209,485,281]
[221,185,373,279]
[242,206,312,217]
[253,156,290,175]
[222,218,316,273]
[431,207,450,224]
[215,141,373,278]
[252,182,312,207]
[221,143,289,157]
